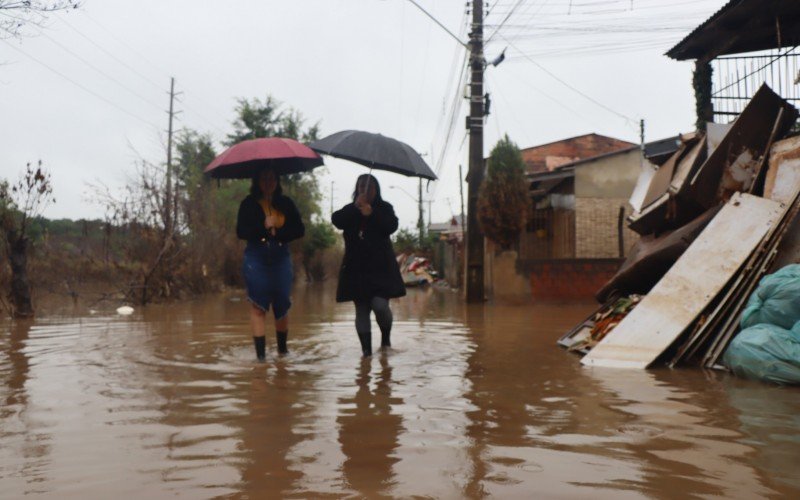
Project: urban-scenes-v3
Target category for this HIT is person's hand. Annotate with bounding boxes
[265,215,277,236]
[355,196,372,216]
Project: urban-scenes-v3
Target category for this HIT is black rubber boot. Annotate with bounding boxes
[253,336,266,361]
[380,328,391,349]
[357,331,372,357]
[276,331,288,355]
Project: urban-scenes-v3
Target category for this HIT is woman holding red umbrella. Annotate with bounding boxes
[205,137,321,362]
[237,168,304,360]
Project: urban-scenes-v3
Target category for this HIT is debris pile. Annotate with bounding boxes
[559,84,800,376]
[397,254,437,286]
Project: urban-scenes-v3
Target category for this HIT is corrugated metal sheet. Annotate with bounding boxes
[581,193,783,369]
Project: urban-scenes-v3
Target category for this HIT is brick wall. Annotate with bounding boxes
[522,259,623,301]
[575,197,638,258]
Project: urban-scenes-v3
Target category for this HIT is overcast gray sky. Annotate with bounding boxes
[1,0,726,230]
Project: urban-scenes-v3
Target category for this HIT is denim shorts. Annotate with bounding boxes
[242,241,293,319]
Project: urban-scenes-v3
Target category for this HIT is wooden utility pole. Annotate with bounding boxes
[458,163,466,229]
[466,0,485,302]
[165,77,177,237]
[418,177,424,246]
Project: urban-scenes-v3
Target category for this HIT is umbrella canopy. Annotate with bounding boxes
[204,138,323,179]
[308,130,437,180]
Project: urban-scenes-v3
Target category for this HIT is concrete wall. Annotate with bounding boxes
[574,148,641,198]
[574,148,641,258]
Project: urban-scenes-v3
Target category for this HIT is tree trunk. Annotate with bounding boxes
[6,230,34,318]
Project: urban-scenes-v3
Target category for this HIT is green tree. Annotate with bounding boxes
[477,135,528,250]
[302,220,337,281]
[175,130,220,230]
[0,161,54,317]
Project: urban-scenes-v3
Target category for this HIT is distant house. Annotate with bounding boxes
[520,133,636,174]
[509,134,680,301]
[428,216,464,288]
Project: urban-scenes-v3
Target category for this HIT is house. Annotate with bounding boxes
[428,216,464,288]
[508,135,680,301]
[520,133,636,174]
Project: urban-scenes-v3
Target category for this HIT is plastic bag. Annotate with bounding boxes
[722,322,800,385]
[740,264,800,330]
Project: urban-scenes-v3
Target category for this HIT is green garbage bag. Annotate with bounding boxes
[740,264,800,330]
[722,322,800,385]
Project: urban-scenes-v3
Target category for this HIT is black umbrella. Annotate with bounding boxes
[308,130,437,180]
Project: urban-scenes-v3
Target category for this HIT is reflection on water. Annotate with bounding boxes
[1,283,799,498]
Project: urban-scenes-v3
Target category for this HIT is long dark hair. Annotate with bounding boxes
[351,174,383,203]
[250,168,283,198]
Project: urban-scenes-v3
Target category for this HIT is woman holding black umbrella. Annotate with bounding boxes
[332,174,406,357]
[237,168,304,360]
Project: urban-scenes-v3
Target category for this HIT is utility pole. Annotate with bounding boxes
[330,180,335,216]
[458,163,466,229]
[418,177,425,246]
[466,0,485,303]
[427,199,432,226]
[639,119,645,151]
[165,77,180,237]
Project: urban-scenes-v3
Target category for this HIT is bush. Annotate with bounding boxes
[477,135,528,250]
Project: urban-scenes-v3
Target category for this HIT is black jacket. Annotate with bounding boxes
[236,194,305,244]
[332,200,406,302]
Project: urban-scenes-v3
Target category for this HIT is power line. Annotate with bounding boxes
[54,11,166,92]
[405,0,467,48]
[79,10,171,81]
[34,28,165,112]
[486,0,527,43]
[58,11,231,139]
[1,38,161,131]
[498,32,636,124]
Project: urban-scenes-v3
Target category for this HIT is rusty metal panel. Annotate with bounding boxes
[689,84,798,209]
[581,193,783,369]
[640,143,684,209]
[669,135,706,197]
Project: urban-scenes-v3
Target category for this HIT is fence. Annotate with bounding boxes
[712,48,800,121]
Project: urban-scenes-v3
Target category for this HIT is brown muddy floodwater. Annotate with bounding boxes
[1,284,799,499]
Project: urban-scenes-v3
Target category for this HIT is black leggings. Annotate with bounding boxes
[355,297,393,340]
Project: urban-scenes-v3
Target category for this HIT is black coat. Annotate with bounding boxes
[332,200,406,303]
[236,194,305,244]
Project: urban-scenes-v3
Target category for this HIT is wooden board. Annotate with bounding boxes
[581,193,783,369]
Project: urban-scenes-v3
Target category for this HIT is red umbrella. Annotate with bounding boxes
[204,138,323,179]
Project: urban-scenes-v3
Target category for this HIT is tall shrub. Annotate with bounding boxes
[477,135,527,250]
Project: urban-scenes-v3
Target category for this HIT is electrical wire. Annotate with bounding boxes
[34,28,165,112]
[498,32,636,124]
[1,38,161,132]
[55,11,231,141]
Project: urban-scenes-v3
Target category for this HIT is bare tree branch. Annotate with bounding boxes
[0,1,80,38]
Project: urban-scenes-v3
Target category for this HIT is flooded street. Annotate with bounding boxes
[2,284,799,499]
